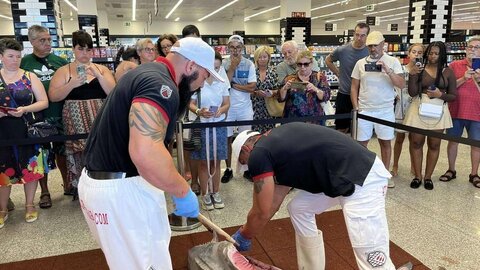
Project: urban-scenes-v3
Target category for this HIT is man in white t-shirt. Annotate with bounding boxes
[221,35,257,182]
[351,31,405,186]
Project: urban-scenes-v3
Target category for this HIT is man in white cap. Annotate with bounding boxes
[221,34,257,183]
[230,122,396,270]
[78,37,223,270]
[350,30,405,188]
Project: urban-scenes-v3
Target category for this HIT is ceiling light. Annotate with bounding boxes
[326,17,345,23]
[381,16,408,22]
[64,0,78,12]
[311,1,343,12]
[267,17,282,23]
[454,7,479,12]
[2,0,11,4]
[453,2,480,7]
[312,6,363,20]
[377,0,398,5]
[132,0,136,21]
[378,12,408,19]
[165,0,183,19]
[364,5,408,16]
[0,14,12,20]
[198,0,238,22]
[174,17,180,22]
[244,5,280,21]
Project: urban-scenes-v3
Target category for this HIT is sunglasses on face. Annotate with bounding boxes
[143,48,156,53]
[296,62,311,67]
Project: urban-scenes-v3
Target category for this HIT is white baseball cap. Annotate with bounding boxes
[228,34,244,44]
[170,37,224,82]
[232,130,260,175]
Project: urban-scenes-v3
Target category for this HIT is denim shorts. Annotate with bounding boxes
[446,119,480,141]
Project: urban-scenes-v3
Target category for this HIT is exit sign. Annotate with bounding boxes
[291,12,306,18]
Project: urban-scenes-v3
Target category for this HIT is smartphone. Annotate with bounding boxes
[76,64,87,83]
[364,63,382,72]
[472,58,480,71]
[291,81,307,91]
[0,106,16,114]
[209,106,218,113]
[415,57,423,68]
[264,89,273,97]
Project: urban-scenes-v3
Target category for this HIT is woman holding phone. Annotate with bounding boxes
[278,50,330,125]
[0,39,48,227]
[49,30,115,199]
[404,41,457,190]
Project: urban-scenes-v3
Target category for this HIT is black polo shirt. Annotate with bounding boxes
[248,122,377,197]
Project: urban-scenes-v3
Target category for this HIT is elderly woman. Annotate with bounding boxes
[49,31,115,199]
[156,34,178,57]
[404,41,457,190]
[136,38,157,64]
[251,45,279,133]
[0,39,48,227]
[278,50,331,125]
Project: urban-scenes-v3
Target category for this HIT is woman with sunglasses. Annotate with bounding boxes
[278,50,331,125]
[49,31,116,199]
[404,41,457,190]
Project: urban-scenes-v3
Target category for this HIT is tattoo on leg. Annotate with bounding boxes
[254,180,264,194]
[129,103,167,142]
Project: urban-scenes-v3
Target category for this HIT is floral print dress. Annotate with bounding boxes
[282,71,331,125]
[252,66,279,133]
[0,71,47,186]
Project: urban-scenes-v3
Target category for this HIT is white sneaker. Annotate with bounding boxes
[202,194,214,211]
[388,178,395,188]
[211,192,224,209]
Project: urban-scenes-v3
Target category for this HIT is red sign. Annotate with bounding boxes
[291,12,306,18]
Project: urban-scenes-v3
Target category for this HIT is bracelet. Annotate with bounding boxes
[195,108,201,115]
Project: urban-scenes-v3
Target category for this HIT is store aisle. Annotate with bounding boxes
[1,137,479,270]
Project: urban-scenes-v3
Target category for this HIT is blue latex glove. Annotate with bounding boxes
[232,229,251,251]
[172,189,199,218]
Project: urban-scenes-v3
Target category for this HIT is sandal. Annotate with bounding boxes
[424,179,434,190]
[0,211,8,229]
[469,174,480,188]
[439,170,456,182]
[25,205,38,223]
[39,193,52,209]
[410,178,422,189]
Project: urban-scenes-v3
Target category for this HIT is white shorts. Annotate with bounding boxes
[78,169,173,270]
[357,108,395,141]
[226,107,254,137]
[287,157,395,270]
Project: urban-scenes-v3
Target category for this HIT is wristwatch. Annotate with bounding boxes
[195,108,201,115]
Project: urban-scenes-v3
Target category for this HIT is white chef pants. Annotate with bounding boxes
[78,169,172,270]
[287,157,395,270]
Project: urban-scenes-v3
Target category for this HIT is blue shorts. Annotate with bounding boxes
[446,119,480,141]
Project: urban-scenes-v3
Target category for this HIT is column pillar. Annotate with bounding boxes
[77,0,100,47]
[279,0,312,45]
[407,0,453,44]
[10,0,64,48]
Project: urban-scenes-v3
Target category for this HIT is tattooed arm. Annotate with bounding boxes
[240,176,291,239]
[128,102,190,198]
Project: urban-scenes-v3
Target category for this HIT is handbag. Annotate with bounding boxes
[320,100,335,115]
[0,72,58,138]
[265,96,285,117]
[418,98,443,119]
[184,91,202,151]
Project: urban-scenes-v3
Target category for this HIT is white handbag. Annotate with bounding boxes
[320,100,335,115]
[418,95,444,119]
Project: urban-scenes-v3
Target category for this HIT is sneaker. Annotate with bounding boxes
[202,194,214,211]
[7,198,15,212]
[221,168,233,183]
[211,192,225,209]
[388,178,395,188]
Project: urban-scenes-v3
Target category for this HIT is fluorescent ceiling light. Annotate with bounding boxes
[453,11,480,17]
[381,16,408,22]
[453,2,480,7]
[198,0,238,21]
[132,0,136,21]
[244,5,280,21]
[312,6,363,20]
[267,17,282,23]
[364,5,408,16]
[174,17,180,22]
[3,0,11,4]
[165,0,183,19]
[0,14,12,20]
[326,17,345,23]
[378,12,408,19]
[64,0,78,12]
[311,1,343,11]
[454,7,479,12]
[377,0,398,5]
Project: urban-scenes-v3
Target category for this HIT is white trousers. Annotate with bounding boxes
[287,157,395,270]
[78,169,172,270]
[226,107,253,137]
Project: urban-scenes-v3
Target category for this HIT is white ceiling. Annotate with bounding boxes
[0,0,479,27]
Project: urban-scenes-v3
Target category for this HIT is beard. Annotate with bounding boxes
[177,71,199,117]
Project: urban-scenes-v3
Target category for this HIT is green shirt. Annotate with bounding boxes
[20,53,68,119]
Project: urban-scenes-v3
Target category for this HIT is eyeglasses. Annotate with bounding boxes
[296,62,311,67]
[161,44,172,50]
[143,48,156,53]
[467,45,480,50]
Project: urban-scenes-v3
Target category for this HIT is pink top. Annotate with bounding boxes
[449,59,480,121]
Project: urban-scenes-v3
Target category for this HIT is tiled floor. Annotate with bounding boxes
[1,136,480,269]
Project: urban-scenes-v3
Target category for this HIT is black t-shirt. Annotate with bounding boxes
[84,61,179,174]
[248,122,376,197]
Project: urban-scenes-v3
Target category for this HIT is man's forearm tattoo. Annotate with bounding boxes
[129,103,166,142]
[254,180,264,194]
